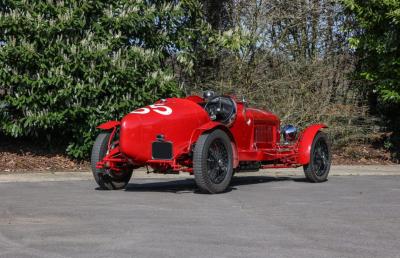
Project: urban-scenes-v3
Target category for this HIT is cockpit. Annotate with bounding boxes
[202,90,237,126]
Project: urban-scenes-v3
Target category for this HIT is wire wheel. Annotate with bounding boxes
[313,138,330,176]
[207,139,229,184]
[193,129,234,194]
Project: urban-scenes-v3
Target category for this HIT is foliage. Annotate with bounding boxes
[344,0,400,103]
[0,0,207,158]
[1,0,397,162]
[189,0,373,148]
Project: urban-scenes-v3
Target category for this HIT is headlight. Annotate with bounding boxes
[281,125,298,143]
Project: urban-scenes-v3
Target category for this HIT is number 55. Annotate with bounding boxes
[131,104,172,115]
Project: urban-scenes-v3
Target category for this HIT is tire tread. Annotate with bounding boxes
[193,129,234,193]
[303,131,331,183]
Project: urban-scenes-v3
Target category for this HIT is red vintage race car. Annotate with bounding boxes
[91,91,331,193]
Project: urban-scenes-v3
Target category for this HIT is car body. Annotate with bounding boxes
[91,91,331,193]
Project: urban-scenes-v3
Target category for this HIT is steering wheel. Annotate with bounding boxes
[204,96,236,125]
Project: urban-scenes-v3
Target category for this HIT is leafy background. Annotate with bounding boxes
[0,0,399,161]
[0,0,206,158]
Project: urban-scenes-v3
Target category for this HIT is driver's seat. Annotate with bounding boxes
[203,92,237,126]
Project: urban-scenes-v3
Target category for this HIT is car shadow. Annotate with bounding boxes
[124,175,306,194]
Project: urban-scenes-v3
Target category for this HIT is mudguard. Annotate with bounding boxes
[297,124,327,165]
[97,120,120,130]
[189,121,239,168]
[188,121,222,146]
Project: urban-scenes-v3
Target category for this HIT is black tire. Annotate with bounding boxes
[91,132,132,190]
[303,131,331,182]
[193,129,234,193]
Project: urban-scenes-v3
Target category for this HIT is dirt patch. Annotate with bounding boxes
[333,132,399,165]
[0,152,89,173]
[333,145,396,165]
[0,135,89,173]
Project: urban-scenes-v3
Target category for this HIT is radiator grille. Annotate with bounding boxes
[254,125,273,143]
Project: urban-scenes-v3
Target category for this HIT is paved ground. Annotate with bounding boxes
[0,172,400,258]
[0,165,399,182]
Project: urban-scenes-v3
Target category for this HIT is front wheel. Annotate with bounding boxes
[303,132,331,182]
[193,129,234,194]
[91,132,132,190]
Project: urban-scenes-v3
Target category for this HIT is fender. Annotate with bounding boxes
[188,121,222,147]
[297,124,327,165]
[97,120,120,130]
[188,121,239,168]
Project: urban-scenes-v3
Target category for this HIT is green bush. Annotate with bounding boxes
[344,0,400,103]
[0,0,206,158]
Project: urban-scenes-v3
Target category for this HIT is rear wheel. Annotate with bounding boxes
[91,132,132,190]
[193,129,234,193]
[303,132,331,182]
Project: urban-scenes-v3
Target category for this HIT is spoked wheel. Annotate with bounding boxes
[207,139,229,184]
[303,132,331,182]
[91,132,132,190]
[193,129,234,194]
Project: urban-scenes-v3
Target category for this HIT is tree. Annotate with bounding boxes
[344,0,400,103]
[0,0,207,158]
[201,0,231,31]
[192,0,372,148]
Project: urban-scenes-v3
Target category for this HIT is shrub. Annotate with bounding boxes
[0,0,205,158]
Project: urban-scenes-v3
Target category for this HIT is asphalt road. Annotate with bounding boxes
[1,175,400,258]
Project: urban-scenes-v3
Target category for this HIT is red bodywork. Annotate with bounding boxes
[96,95,327,173]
